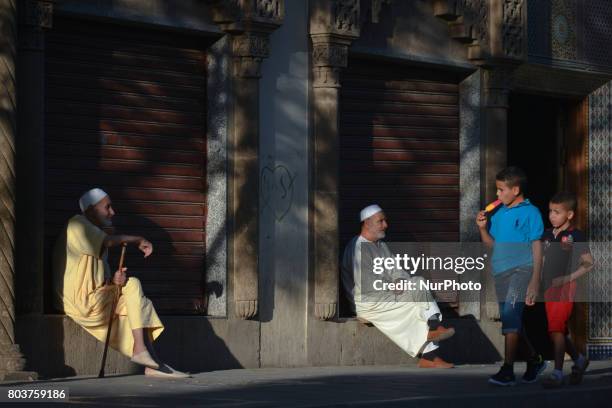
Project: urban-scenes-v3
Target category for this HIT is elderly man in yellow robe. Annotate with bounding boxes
[53,188,188,378]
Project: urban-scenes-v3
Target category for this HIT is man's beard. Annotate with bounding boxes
[99,217,113,228]
[376,231,386,240]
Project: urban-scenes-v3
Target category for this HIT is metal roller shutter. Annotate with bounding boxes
[339,58,462,304]
[44,18,208,315]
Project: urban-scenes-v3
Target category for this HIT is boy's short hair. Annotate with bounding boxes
[496,166,527,194]
[550,191,577,212]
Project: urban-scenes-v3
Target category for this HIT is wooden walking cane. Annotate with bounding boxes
[98,243,127,378]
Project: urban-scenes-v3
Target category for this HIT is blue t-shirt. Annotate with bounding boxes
[489,199,544,275]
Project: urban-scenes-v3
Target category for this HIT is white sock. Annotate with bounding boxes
[552,369,563,379]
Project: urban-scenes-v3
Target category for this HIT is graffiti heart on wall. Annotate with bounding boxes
[261,164,296,222]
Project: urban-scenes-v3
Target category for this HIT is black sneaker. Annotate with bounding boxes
[523,355,547,383]
[489,364,516,386]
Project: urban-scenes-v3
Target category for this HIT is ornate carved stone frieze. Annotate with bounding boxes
[464,0,489,61]
[312,42,348,67]
[208,1,283,79]
[310,0,360,89]
[310,0,360,38]
[232,32,270,78]
[312,66,341,88]
[463,0,489,44]
[501,0,525,59]
[232,31,270,57]
[252,0,282,21]
[333,0,359,34]
[311,40,350,88]
[207,0,284,32]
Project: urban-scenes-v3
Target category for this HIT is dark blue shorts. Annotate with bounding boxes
[494,267,531,334]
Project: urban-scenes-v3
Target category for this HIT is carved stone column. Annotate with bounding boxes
[309,0,360,320]
[230,32,268,319]
[481,66,514,209]
[0,0,44,381]
[15,0,52,316]
[481,65,514,321]
[432,0,526,320]
[482,1,525,321]
[208,0,284,319]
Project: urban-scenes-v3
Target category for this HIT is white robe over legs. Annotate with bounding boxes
[341,235,440,357]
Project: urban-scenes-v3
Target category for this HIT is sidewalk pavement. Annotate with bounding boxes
[2,361,612,407]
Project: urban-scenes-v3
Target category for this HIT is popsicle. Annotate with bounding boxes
[485,199,502,213]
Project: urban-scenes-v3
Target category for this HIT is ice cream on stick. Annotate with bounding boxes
[484,199,502,213]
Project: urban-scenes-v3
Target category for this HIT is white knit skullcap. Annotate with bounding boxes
[79,188,108,213]
[360,204,383,222]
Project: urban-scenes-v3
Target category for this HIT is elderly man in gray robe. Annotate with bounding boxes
[342,204,455,368]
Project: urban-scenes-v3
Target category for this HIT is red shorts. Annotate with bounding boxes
[544,281,576,334]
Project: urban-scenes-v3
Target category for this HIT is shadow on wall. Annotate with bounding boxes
[16,14,243,376]
[21,215,239,377]
[39,15,223,315]
[17,314,244,378]
[331,52,498,364]
[258,43,308,323]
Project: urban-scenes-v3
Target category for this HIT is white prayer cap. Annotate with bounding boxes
[79,188,108,212]
[360,204,383,222]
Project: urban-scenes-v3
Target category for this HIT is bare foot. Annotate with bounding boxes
[132,344,147,356]
[144,367,157,376]
[144,366,169,376]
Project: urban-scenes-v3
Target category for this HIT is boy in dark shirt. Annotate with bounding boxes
[541,192,593,388]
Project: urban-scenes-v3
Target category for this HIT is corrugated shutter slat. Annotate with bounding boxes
[45,18,208,315]
[340,59,461,304]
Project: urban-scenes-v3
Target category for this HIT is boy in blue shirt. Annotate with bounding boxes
[476,167,546,386]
